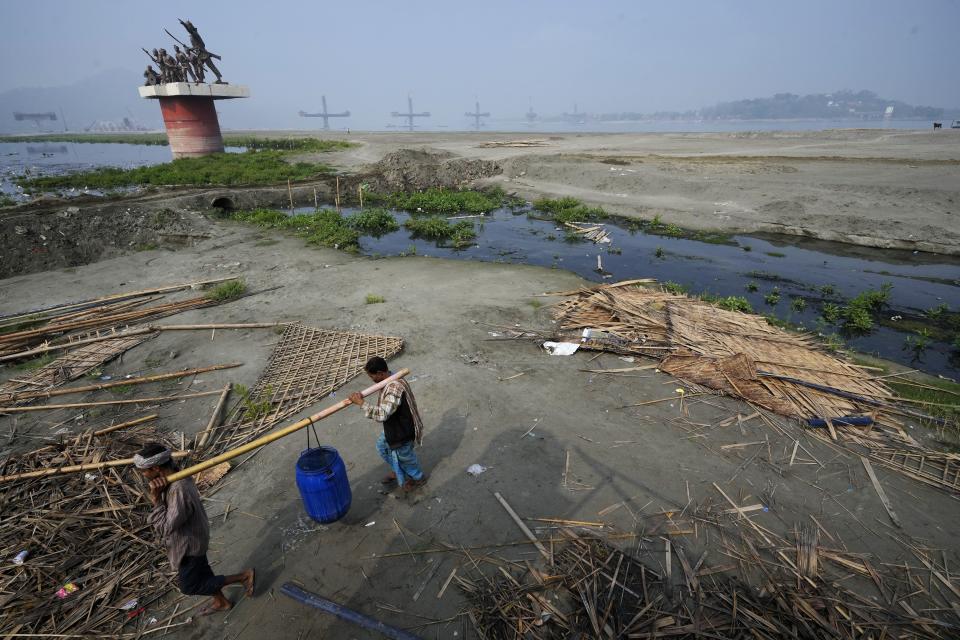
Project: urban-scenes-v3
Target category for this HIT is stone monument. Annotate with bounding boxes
[138,20,249,159]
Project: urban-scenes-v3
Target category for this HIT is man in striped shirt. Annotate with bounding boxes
[137,443,255,615]
[349,357,427,494]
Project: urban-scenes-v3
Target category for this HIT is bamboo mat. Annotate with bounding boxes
[202,323,404,454]
[0,334,153,407]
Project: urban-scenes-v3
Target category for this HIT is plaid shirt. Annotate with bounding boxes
[362,380,404,422]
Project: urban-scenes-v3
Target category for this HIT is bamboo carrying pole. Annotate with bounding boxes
[165,368,410,482]
[0,451,191,483]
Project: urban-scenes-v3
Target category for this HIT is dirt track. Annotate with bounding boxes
[294,128,960,254]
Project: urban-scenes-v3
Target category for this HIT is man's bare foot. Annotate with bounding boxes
[198,599,231,616]
[243,568,255,597]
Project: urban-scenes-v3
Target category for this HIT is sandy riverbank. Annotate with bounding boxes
[2,221,958,638]
[286,127,960,254]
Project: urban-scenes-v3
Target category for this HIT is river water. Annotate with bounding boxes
[326,206,960,377]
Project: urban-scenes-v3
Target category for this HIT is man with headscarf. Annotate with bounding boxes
[136,442,254,615]
[349,357,427,494]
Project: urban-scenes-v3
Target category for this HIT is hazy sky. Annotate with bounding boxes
[2,0,958,128]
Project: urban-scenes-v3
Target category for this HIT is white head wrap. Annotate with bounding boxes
[133,449,172,469]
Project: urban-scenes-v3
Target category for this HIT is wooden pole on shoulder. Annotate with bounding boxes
[165,368,410,482]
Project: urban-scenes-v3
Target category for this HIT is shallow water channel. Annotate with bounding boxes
[302,206,960,377]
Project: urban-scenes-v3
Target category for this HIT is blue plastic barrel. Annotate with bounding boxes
[295,446,352,523]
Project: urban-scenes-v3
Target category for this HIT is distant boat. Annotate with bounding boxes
[952,120,960,129]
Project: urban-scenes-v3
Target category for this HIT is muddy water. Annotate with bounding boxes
[318,206,960,377]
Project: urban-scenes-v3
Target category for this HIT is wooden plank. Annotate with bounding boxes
[860,456,901,528]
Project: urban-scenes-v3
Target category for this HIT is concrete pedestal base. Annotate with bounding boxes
[138,83,250,159]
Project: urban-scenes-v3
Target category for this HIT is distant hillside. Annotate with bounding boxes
[591,90,956,122]
[702,90,944,120]
[0,70,160,134]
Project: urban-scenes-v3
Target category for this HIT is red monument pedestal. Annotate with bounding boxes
[138,83,250,159]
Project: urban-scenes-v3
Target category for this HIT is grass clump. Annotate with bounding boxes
[385,187,504,214]
[14,353,56,371]
[662,281,689,295]
[821,302,841,324]
[533,197,608,224]
[765,251,786,258]
[345,208,399,234]
[0,195,16,208]
[790,297,807,312]
[205,279,247,302]
[764,288,781,306]
[745,281,759,292]
[231,208,361,251]
[713,296,753,313]
[404,218,477,247]
[839,283,892,334]
[20,150,332,190]
[365,294,385,304]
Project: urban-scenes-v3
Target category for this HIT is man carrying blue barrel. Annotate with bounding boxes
[349,357,427,494]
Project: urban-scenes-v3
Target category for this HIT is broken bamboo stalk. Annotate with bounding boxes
[860,456,902,528]
[197,384,232,449]
[93,414,159,437]
[493,491,551,561]
[165,369,410,482]
[10,363,241,401]
[0,450,191,483]
[0,389,223,413]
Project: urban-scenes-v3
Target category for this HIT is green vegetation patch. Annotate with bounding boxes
[20,149,332,190]
[888,376,960,428]
[381,187,505,214]
[205,279,247,302]
[365,294,385,304]
[344,208,399,234]
[404,217,477,247]
[533,197,608,225]
[0,133,354,153]
[229,208,362,252]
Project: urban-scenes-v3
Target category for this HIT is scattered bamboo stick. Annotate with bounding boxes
[0,389,223,413]
[860,456,902,528]
[93,414,159,437]
[196,384,232,449]
[10,363,241,401]
[493,492,551,561]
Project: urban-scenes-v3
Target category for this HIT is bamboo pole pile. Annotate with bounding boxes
[0,277,250,362]
[0,424,186,636]
[545,281,960,494]
[457,507,960,639]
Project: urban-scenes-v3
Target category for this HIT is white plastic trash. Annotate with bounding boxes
[467,464,487,476]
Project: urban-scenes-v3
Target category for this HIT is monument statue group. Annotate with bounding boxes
[142,19,226,86]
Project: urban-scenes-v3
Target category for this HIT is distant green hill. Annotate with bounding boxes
[702,90,943,120]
